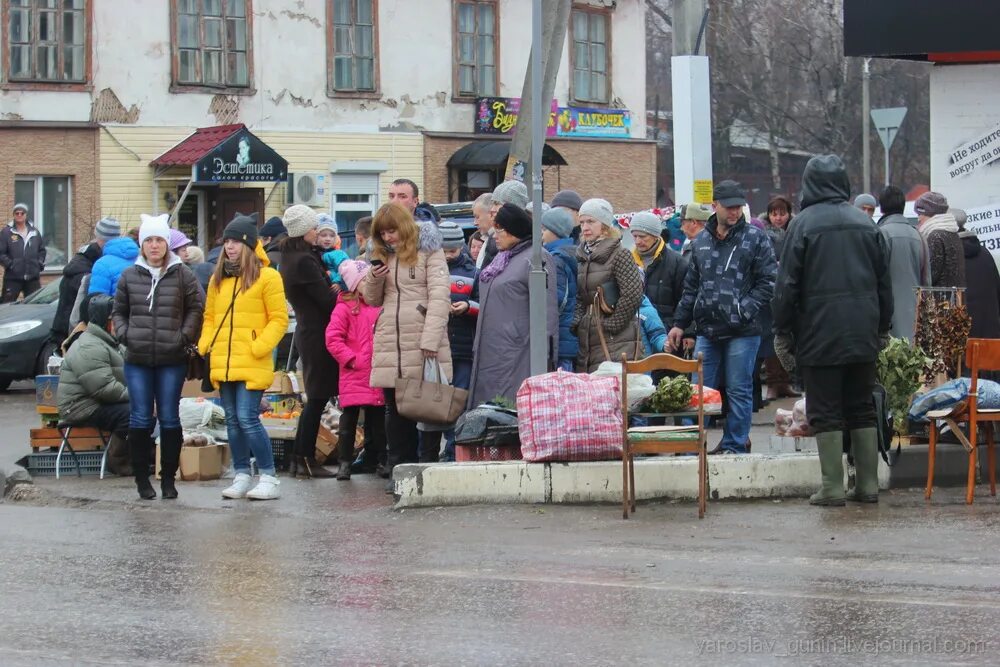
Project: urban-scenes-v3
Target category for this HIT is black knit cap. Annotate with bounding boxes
[494,203,532,240]
[222,212,259,250]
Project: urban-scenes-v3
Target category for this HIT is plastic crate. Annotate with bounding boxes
[455,425,522,462]
[270,438,292,471]
[26,451,104,476]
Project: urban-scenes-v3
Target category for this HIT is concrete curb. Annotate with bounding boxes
[393,454,893,508]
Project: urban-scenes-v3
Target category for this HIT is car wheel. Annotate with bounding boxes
[36,340,58,377]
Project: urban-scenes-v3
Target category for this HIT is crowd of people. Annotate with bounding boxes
[22,151,1000,506]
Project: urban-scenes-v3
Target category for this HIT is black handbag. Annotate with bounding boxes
[595,280,619,315]
[199,283,238,392]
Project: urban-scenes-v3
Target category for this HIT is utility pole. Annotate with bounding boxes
[672,0,713,206]
[862,58,871,194]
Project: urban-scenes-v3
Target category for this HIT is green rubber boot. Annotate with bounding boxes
[809,431,846,507]
[847,427,879,503]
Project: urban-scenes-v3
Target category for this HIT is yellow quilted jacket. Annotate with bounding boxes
[198,241,289,390]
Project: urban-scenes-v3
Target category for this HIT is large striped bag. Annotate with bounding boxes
[516,370,623,462]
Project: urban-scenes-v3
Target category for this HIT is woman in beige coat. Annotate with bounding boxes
[360,203,452,492]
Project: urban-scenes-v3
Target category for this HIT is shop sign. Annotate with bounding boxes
[964,202,1000,253]
[196,129,289,182]
[947,122,1000,180]
[475,97,559,137]
[555,106,631,138]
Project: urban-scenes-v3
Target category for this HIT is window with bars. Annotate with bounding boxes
[6,0,87,83]
[330,0,376,93]
[571,7,609,104]
[174,0,251,89]
[454,0,496,99]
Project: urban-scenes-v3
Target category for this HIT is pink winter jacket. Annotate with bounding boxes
[324,292,385,408]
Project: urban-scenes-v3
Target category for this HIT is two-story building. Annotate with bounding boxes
[1,0,652,267]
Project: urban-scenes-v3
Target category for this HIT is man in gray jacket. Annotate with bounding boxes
[877,185,930,342]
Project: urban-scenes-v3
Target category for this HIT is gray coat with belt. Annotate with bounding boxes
[467,240,558,408]
[877,213,930,342]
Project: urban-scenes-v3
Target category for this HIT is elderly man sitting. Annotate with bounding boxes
[57,294,131,473]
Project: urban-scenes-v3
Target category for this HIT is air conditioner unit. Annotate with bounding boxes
[288,172,327,207]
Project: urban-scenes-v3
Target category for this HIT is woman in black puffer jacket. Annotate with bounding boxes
[112,214,204,500]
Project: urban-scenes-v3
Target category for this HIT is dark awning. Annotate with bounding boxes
[447,140,567,168]
[152,124,288,182]
[844,0,1000,61]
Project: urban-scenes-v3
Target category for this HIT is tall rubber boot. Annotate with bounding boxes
[159,427,183,500]
[847,427,879,503]
[809,431,846,507]
[129,427,156,500]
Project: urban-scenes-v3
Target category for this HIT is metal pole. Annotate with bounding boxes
[528,0,547,376]
[862,58,871,194]
[884,144,891,188]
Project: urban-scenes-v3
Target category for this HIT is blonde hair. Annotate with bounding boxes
[210,242,261,293]
[603,224,622,240]
[370,203,419,266]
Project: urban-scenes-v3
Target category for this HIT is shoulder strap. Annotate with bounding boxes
[207,280,239,353]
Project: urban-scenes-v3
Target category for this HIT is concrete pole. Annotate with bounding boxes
[862,58,871,194]
[528,0,547,376]
[672,0,713,206]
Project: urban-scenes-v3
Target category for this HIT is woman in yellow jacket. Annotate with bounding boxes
[199,215,288,500]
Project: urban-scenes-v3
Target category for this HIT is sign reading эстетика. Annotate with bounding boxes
[948,122,1000,180]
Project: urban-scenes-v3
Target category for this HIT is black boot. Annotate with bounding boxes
[129,428,156,500]
[159,427,183,499]
[336,461,352,481]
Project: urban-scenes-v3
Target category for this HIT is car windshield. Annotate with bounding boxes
[23,278,60,305]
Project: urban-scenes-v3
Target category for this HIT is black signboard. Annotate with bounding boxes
[195,128,288,183]
[844,0,1000,59]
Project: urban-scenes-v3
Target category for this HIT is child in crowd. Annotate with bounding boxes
[354,216,372,260]
[436,221,478,461]
[317,212,350,291]
[325,260,387,479]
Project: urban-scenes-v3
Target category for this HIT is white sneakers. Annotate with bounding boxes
[222,473,280,500]
[246,474,280,501]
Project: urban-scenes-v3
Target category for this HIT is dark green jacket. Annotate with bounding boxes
[57,323,129,423]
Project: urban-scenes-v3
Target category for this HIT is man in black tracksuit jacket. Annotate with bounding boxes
[772,154,893,506]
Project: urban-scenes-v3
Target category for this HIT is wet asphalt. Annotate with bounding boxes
[2,384,1000,665]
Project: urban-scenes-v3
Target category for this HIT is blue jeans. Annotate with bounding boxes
[558,358,575,372]
[218,381,275,476]
[123,363,187,430]
[695,335,761,452]
[441,359,473,462]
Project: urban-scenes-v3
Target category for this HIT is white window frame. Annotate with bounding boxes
[14,175,72,270]
[329,171,380,257]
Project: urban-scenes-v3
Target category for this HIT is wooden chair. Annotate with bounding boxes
[621,352,708,519]
[926,338,999,505]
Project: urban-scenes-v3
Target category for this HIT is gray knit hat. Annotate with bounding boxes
[951,208,967,230]
[914,191,949,217]
[491,180,530,209]
[94,217,121,240]
[540,208,574,239]
[629,211,662,238]
[853,193,877,210]
[284,204,319,238]
[439,221,466,249]
[579,198,614,228]
[550,189,583,211]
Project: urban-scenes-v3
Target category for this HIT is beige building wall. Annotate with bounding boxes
[423,136,657,213]
[100,126,424,230]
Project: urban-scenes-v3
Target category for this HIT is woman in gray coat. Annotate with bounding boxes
[467,204,558,409]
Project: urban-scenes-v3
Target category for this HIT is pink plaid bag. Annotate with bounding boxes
[516,370,623,462]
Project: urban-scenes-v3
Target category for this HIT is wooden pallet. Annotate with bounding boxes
[29,427,108,452]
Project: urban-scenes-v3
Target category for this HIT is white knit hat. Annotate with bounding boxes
[138,213,171,246]
[579,198,614,228]
[491,180,530,209]
[284,204,319,238]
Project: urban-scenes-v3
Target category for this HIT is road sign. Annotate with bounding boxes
[871,107,907,151]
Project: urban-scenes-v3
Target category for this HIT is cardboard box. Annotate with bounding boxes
[156,443,226,481]
[180,379,218,399]
[315,425,338,464]
[35,375,59,408]
[267,371,301,395]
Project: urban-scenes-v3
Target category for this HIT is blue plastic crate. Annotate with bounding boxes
[26,451,104,476]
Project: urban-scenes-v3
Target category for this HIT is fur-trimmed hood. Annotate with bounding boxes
[417,220,443,254]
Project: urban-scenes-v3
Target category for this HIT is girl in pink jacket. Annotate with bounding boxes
[324,260,387,480]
